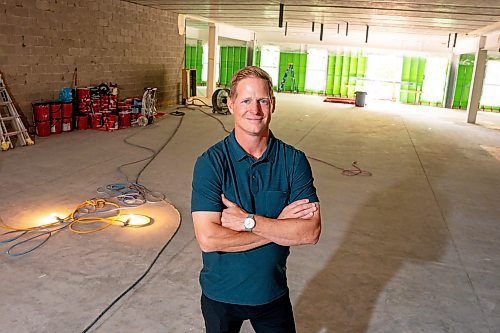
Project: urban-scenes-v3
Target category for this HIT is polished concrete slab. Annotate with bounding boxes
[0,94,499,332]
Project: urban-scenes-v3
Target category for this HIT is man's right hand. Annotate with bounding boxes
[278,199,318,220]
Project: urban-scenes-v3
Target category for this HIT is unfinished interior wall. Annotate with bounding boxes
[326,51,367,98]
[185,40,204,84]
[278,51,307,92]
[219,46,247,87]
[0,0,184,125]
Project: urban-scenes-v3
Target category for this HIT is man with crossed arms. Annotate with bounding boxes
[191,66,321,333]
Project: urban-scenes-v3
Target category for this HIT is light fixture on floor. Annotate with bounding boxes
[119,214,153,227]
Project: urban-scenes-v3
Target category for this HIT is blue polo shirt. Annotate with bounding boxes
[191,130,318,305]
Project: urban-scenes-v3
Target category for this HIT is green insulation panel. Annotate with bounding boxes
[185,41,203,84]
[333,55,343,96]
[278,52,307,92]
[219,46,247,87]
[340,54,350,97]
[254,49,261,67]
[400,56,426,104]
[326,55,336,95]
[347,56,358,97]
[453,54,475,109]
[325,51,367,97]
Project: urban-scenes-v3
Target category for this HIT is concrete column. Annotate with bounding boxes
[207,23,218,98]
[444,54,459,109]
[467,36,487,124]
[246,35,256,66]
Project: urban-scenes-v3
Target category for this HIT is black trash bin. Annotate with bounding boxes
[354,91,367,107]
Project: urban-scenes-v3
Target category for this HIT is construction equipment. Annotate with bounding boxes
[0,74,34,151]
[212,88,230,115]
[278,63,298,93]
[137,87,157,126]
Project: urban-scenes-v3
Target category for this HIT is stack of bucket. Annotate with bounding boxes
[33,102,51,137]
[117,99,132,129]
[33,101,74,137]
[61,102,73,132]
[75,88,91,130]
[50,102,62,134]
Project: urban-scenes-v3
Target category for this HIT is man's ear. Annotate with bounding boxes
[271,97,276,113]
[227,97,234,114]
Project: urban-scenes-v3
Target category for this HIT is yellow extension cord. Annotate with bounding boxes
[0,199,125,235]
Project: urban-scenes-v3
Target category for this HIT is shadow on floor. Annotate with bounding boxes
[294,177,447,332]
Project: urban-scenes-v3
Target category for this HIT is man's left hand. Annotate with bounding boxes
[221,194,248,232]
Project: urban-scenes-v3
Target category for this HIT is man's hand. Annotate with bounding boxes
[278,199,318,220]
[220,194,248,232]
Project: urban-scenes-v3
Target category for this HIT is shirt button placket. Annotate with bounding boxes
[250,164,258,191]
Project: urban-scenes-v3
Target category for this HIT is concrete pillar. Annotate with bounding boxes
[467,36,487,124]
[207,23,218,98]
[444,54,459,109]
[248,33,257,66]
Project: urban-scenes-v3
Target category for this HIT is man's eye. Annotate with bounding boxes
[259,99,269,105]
[242,99,250,104]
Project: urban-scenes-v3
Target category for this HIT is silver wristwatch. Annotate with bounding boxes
[243,214,256,232]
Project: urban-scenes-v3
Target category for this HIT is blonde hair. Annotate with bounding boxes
[229,66,274,100]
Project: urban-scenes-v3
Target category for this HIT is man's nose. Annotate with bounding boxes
[248,100,263,114]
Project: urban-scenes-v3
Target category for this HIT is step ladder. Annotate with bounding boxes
[278,63,298,93]
[0,74,34,151]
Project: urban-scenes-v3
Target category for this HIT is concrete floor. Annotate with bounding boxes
[1,94,499,333]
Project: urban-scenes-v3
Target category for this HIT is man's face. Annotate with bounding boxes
[227,77,275,137]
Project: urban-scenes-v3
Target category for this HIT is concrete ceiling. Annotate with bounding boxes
[127,0,500,53]
[129,0,500,37]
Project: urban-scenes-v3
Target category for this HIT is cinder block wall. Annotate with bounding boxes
[0,0,184,125]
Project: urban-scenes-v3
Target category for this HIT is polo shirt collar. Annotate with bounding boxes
[228,130,276,163]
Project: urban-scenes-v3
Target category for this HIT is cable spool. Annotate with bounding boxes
[136,115,149,127]
[212,88,230,115]
[98,83,110,96]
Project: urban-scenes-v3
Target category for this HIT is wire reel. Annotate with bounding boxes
[212,88,230,115]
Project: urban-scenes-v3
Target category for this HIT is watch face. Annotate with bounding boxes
[244,217,255,229]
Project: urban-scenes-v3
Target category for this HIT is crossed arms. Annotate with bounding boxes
[192,196,321,253]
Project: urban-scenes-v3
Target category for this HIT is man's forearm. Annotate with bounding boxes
[251,214,321,246]
[201,223,271,252]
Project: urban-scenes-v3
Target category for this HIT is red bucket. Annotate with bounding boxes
[62,103,73,118]
[77,88,90,100]
[101,110,112,118]
[50,102,62,119]
[91,113,103,128]
[91,99,100,112]
[50,118,62,134]
[50,102,61,112]
[76,115,88,130]
[36,121,50,137]
[79,103,90,113]
[62,117,72,132]
[105,115,119,131]
[119,111,131,128]
[33,103,50,122]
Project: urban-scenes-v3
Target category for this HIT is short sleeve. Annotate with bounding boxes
[191,153,223,212]
[289,151,319,203]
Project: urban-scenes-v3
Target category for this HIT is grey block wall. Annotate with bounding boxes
[0,0,184,126]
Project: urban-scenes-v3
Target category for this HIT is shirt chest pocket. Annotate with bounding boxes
[264,190,290,219]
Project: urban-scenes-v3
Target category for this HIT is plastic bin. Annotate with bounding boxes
[354,91,367,107]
